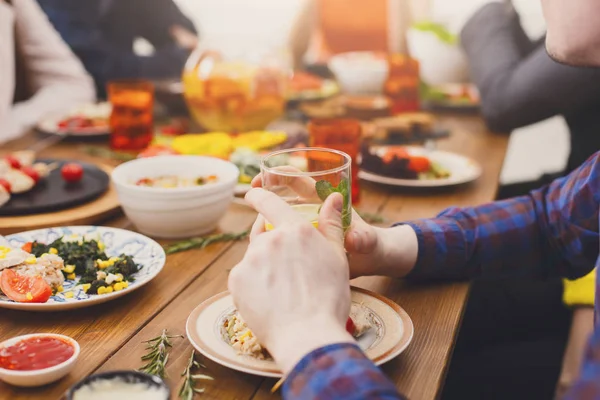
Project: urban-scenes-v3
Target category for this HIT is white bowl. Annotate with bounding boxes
[328,52,389,95]
[111,155,239,239]
[0,333,80,387]
[406,28,469,85]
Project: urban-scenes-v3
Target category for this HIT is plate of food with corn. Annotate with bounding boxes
[0,226,165,311]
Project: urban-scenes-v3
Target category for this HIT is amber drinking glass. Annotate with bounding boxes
[108,80,154,151]
[384,54,420,114]
[309,119,361,205]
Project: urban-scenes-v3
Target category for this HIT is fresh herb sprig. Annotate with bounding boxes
[139,329,183,378]
[315,179,352,230]
[83,146,137,162]
[179,351,214,400]
[164,230,250,254]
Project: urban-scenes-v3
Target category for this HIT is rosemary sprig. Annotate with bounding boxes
[82,146,137,162]
[164,230,250,254]
[179,351,214,400]
[139,329,183,378]
[357,211,386,224]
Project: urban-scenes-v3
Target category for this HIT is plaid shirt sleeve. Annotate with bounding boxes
[403,152,600,282]
[283,343,406,400]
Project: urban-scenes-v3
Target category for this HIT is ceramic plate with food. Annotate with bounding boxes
[360,145,481,187]
[0,153,109,216]
[288,72,340,102]
[37,103,111,137]
[186,287,413,378]
[0,226,165,311]
[421,83,480,112]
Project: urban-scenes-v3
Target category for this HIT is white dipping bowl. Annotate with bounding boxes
[111,155,239,239]
[0,333,80,387]
[329,52,389,95]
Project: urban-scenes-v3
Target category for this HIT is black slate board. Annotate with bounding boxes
[0,160,109,216]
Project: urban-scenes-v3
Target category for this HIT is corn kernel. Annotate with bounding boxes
[97,286,107,295]
[56,286,64,293]
[25,256,37,264]
[81,284,91,293]
[104,286,114,294]
[122,281,129,289]
[63,264,76,274]
[64,291,74,299]
[98,241,105,251]
[109,257,120,263]
[113,282,124,291]
[66,273,76,280]
[49,247,58,255]
[115,273,124,282]
[26,292,33,301]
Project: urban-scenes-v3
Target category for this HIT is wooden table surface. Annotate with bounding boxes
[0,114,508,400]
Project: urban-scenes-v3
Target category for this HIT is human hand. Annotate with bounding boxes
[228,188,354,374]
[250,174,418,279]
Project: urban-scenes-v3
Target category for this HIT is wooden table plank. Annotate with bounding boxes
[0,205,256,400]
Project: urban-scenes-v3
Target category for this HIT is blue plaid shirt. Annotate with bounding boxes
[283,152,600,399]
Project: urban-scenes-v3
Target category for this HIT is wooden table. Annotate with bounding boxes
[0,115,508,400]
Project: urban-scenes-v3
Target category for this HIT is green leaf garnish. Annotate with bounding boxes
[315,180,335,202]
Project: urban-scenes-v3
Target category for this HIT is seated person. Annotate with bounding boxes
[449,2,600,397]
[37,0,198,97]
[0,0,95,144]
[231,149,600,400]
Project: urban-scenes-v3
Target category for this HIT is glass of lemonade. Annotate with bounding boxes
[260,148,352,232]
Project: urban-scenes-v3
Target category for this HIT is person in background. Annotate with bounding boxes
[37,0,198,97]
[0,0,95,144]
[232,149,600,400]
[437,2,600,398]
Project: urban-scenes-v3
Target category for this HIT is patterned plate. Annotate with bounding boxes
[186,287,413,378]
[1,226,165,311]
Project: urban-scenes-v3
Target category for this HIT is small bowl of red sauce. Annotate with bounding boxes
[0,333,80,387]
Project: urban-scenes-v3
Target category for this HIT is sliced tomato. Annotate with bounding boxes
[4,155,21,170]
[0,178,11,193]
[0,269,52,303]
[346,317,356,336]
[382,147,409,164]
[407,156,431,173]
[21,166,40,184]
[21,242,33,253]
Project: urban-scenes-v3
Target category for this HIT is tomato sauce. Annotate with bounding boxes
[0,337,75,371]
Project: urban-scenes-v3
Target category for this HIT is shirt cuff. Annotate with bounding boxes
[283,343,403,400]
[396,214,468,281]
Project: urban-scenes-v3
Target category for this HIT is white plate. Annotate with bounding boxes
[186,287,414,378]
[359,146,482,188]
[36,103,111,137]
[1,226,165,311]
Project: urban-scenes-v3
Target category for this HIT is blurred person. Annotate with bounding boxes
[291,0,406,66]
[433,2,600,398]
[233,150,600,399]
[37,0,198,97]
[0,0,95,144]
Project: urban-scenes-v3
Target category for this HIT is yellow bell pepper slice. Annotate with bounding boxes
[171,133,233,158]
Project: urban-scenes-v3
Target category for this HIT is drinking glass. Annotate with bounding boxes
[308,118,361,205]
[384,54,420,114]
[108,80,154,151]
[260,148,352,232]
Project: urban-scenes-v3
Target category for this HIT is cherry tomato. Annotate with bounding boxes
[0,269,52,303]
[21,166,40,184]
[0,179,11,193]
[61,163,84,183]
[5,155,21,169]
[346,317,356,336]
[407,156,431,173]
